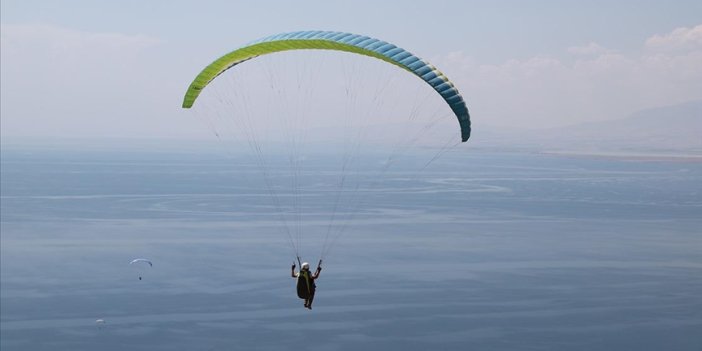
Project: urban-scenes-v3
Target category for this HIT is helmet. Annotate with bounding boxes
[301,262,310,270]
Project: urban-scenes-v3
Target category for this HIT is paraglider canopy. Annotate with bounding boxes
[180,31,474,266]
[182,30,471,142]
[129,258,153,267]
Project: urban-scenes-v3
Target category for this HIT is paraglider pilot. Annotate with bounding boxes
[292,260,322,309]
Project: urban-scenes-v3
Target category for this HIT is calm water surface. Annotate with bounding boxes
[2,146,701,350]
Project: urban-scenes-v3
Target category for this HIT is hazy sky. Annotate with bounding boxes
[1,0,701,139]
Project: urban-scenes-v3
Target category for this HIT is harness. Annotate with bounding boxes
[301,270,312,296]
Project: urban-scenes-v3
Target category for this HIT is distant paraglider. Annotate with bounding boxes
[129,258,153,280]
[95,319,106,329]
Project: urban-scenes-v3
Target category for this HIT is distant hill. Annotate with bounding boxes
[476,100,702,155]
[554,100,701,151]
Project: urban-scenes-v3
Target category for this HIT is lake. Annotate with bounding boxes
[1,144,701,350]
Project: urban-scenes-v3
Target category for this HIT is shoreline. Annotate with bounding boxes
[541,150,702,162]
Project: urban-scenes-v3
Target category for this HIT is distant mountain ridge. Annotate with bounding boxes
[477,100,702,154]
[558,100,701,149]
